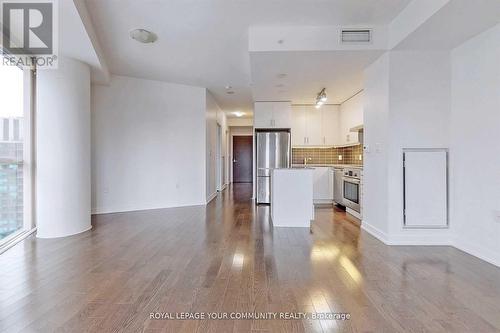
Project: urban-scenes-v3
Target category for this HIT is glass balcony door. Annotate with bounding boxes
[0,55,34,246]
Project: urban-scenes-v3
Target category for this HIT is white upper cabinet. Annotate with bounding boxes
[253,102,274,128]
[306,108,323,146]
[292,105,307,145]
[321,105,340,146]
[291,105,340,147]
[286,92,364,147]
[271,102,293,128]
[338,92,363,146]
[253,101,292,129]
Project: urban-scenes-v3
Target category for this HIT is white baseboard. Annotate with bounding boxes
[361,221,499,268]
[0,228,37,255]
[361,221,451,245]
[92,201,207,215]
[361,221,389,244]
[346,207,362,220]
[314,200,333,206]
[36,225,93,239]
[453,238,500,268]
[206,192,218,204]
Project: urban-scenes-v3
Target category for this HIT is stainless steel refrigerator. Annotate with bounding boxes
[256,130,291,204]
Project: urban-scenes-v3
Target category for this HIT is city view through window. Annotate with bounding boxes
[0,62,25,241]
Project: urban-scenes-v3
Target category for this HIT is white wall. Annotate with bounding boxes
[206,91,228,202]
[450,23,500,266]
[206,92,217,201]
[218,103,229,187]
[388,0,450,49]
[227,117,254,127]
[92,75,207,213]
[362,53,390,238]
[37,57,91,238]
[386,50,452,243]
[362,50,452,244]
[363,27,500,266]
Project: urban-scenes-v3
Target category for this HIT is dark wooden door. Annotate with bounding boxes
[233,136,253,183]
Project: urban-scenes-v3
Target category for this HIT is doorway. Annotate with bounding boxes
[232,136,253,183]
[216,123,223,191]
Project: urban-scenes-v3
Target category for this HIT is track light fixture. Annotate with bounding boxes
[315,88,327,108]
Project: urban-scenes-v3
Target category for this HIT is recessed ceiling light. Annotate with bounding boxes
[277,73,287,79]
[233,111,244,117]
[225,85,232,90]
[130,29,157,43]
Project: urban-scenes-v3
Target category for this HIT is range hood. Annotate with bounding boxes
[350,125,364,144]
[350,125,363,132]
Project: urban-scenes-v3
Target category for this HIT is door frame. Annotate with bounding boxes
[231,133,253,183]
[216,123,223,191]
[0,58,36,253]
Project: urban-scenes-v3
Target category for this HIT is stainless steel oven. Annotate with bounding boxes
[342,168,361,213]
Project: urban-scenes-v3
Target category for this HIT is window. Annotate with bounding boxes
[0,55,34,246]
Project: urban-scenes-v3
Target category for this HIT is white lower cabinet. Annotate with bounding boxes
[312,167,334,204]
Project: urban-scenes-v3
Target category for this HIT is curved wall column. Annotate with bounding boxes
[36,57,91,238]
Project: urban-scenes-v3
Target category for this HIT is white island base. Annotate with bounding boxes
[270,168,314,228]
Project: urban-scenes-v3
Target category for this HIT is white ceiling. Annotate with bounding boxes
[250,50,384,104]
[85,0,411,113]
[394,0,500,50]
[60,0,108,83]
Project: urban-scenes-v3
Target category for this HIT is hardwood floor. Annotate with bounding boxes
[1,183,500,332]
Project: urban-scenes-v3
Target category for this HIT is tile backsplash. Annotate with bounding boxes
[292,144,363,165]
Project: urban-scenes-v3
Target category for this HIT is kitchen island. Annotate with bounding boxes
[270,168,314,228]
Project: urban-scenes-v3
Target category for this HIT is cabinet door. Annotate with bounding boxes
[253,102,274,128]
[321,105,339,146]
[313,167,334,201]
[339,93,362,146]
[306,108,322,146]
[272,102,292,128]
[344,131,358,146]
[344,127,359,146]
[328,168,334,199]
[291,106,307,146]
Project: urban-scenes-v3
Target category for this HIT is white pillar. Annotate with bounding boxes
[36,57,91,238]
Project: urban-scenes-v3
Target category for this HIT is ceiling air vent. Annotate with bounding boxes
[341,29,372,43]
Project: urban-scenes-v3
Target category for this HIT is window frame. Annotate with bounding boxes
[0,52,36,252]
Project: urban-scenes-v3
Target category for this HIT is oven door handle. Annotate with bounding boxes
[343,177,360,184]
